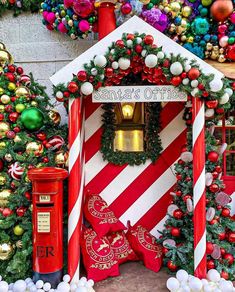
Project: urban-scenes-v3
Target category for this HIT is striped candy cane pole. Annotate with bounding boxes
[68,97,85,283]
[192,97,207,279]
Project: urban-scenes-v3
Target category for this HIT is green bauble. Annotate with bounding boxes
[20,108,44,131]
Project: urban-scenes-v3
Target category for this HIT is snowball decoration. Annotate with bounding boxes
[144,54,158,68]
[63,274,71,283]
[207,269,221,282]
[0,281,8,292]
[57,281,70,291]
[166,277,180,291]
[43,282,51,291]
[36,280,44,289]
[209,79,223,93]
[136,37,142,44]
[111,61,119,70]
[170,62,183,76]
[13,280,26,292]
[94,55,107,68]
[189,277,203,291]
[81,82,94,95]
[118,58,131,70]
[176,270,189,282]
[219,93,230,105]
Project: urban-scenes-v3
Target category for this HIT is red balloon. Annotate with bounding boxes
[208,151,219,162]
[167,260,178,271]
[188,68,200,80]
[206,242,214,255]
[171,227,181,237]
[207,259,215,270]
[223,253,234,265]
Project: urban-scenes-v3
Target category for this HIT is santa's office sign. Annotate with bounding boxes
[92,86,187,103]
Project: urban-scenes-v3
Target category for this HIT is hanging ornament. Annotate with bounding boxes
[47,135,65,151]
[210,0,233,22]
[167,204,179,216]
[8,162,24,181]
[13,225,24,236]
[0,189,12,207]
[173,209,183,219]
[0,49,13,67]
[167,260,178,272]
[15,103,26,113]
[26,142,44,157]
[188,68,200,80]
[2,207,13,217]
[206,242,214,255]
[209,79,223,93]
[0,122,10,139]
[186,198,193,212]
[0,242,15,260]
[68,82,79,93]
[227,45,235,61]
[21,108,44,131]
[221,208,230,217]
[48,109,61,125]
[223,253,234,265]
[73,0,95,18]
[55,151,69,165]
[0,94,10,104]
[205,172,213,186]
[121,3,132,15]
[171,227,181,237]
[15,86,30,97]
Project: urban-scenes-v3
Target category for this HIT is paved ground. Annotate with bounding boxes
[94,262,170,292]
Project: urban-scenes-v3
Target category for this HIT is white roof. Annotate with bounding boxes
[50,15,224,85]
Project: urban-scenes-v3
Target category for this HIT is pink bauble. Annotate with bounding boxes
[79,20,90,32]
[231,12,235,24]
[42,11,49,20]
[219,36,229,47]
[58,23,68,33]
[218,24,228,34]
[121,3,132,15]
[47,12,56,24]
[73,0,94,18]
[64,0,74,8]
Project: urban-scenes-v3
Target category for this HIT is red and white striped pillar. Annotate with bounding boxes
[68,98,85,283]
[192,97,207,279]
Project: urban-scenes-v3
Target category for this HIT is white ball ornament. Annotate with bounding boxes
[91,68,98,76]
[205,108,215,118]
[81,82,94,95]
[63,274,71,283]
[191,88,199,97]
[110,49,115,54]
[188,277,203,291]
[225,88,233,97]
[111,61,119,70]
[191,80,199,88]
[209,79,223,93]
[118,58,130,70]
[100,74,105,80]
[136,37,142,44]
[0,281,8,292]
[176,270,189,282]
[184,64,191,72]
[43,282,51,291]
[141,49,147,57]
[207,269,221,282]
[94,55,107,68]
[170,62,183,76]
[157,51,165,59]
[182,78,189,85]
[57,282,70,292]
[126,40,133,48]
[56,91,63,99]
[13,280,27,292]
[144,54,158,68]
[36,280,44,289]
[166,277,180,291]
[219,93,230,105]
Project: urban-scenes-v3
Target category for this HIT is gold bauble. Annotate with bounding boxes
[187,36,194,43]
[140,0,150,4]
[0,242,15,260]
[8,82,16,91]
[0,94,10,104]
[15,86,30,97]
[0,49,13,67]
[55,151,68,165]
[31,101,38,107]
[0,189,11,207]
[170,2,181,12]
[0,122,10,138]
[176,25,186,35]
[68,20,73,27]
[0,142,6,149]
[180,19,188,28]
[26,142,43,157]
[169,23,176,33]
[182,6,192,17]
[0,87,4,95]
[14,135,22,143]
[49,109,61,125]
[206,43,213,51]
[0,176,6,186]
[0,43,6,50]
[0,105,5,113]
[218,54,226,63]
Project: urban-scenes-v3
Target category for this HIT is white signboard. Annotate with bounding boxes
[92,86,187,103]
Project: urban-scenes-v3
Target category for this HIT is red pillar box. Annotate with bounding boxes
[28,167,68,287]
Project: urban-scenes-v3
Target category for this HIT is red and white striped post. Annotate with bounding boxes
[68,98,85,283]
[192,97,207,279]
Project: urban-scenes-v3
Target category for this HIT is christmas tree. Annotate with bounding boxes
[159,126,235,280]
[0,44,68,282]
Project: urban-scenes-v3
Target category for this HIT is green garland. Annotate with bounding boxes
[0,0,41,16]
[101,102,162,166]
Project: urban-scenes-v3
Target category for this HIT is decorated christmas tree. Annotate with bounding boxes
[0,45,68,282]
[159,126,235,280]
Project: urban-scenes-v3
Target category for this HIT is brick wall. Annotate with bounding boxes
[0,12,95,122]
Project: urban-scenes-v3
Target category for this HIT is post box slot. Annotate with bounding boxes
[36,203,54,208]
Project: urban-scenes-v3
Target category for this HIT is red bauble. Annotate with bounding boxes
[77,70,87,82]
[16,207,26,217]
[105,68,113,78]
[167,260,178,272]
[25,191,31,201]
[121,3,132,15]
[171,76,181,86]
[183,194,192,202]
[6,131,16,139]
[188,68,200,80]
[181,72,187,79]
[209,219,218,225]
[216,108,225,115]
[135,45,143,53]
[2,208,13,217]
[206,100,218,109]
[176,174,182,180]
[8,112,19,123]
[8,65,15,73]
[210,0,233,22]
[116,40,125,48]
[5,72,15,82]
[171,227,181,237]
[64,91,70,98]
[0,114,4,121]
[218,232,226,240]
[228,232,235,243]
[162,247,169,255]
[173,209,183,219]
[220,270,229,280]
[163,59,170,68]
[36,132,47,141]
[198,83,204,90]
[223,253,234,265]
[68,82,79,93]
[13,126,20,133]
[202,91,209,97]
[16,67,23,75]
[221,208,230,217]
[0,159,4,172]
[227,44,235,61]
[208,151,219,162]
[207,260,215,270]
[176,190,182,197]
[220,248,226,255]
[127,34,134,40]
[212,171,219,179]
[206,242,214,255]
[143,35,154,45]
[215,165,222,173]
[42,157,49,163]
[5,105,13,113]
[209,183,219,193]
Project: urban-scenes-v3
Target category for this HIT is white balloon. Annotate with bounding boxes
[204,284,213,292]
[94,55,107,68]
[209,79,223,93]
[0,281,8,292]
[111,61,119,70]
[27,282,35,288]
[207,269,221,282]
[118,58,130,70]
[144,54,158,68]
[176,270,189,282]
[37,289,44,292]
[170,62,183,76]
[166,277,180,291]
[9,283,14,289]
[188,277,202,291]
[80,277,87,283]
[225,88,233,97]
[157,51,165,59]
[57,282,70,292]
[219,93,230,105]
[75,287,88,292]
[205,109,215,118]
[36,280,44,289]
[81,82,94,95]
[49,289,55,292]
[201,279,209,286]
[63,274,71,283]
[13,279,27,292]
[43,282,51,291]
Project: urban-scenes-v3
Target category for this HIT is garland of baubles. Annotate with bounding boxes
[41,0,235,62]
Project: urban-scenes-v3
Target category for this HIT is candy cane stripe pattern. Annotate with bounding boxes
[192,97,206,279]
[8,162,24,180]
[68,97,85,283]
